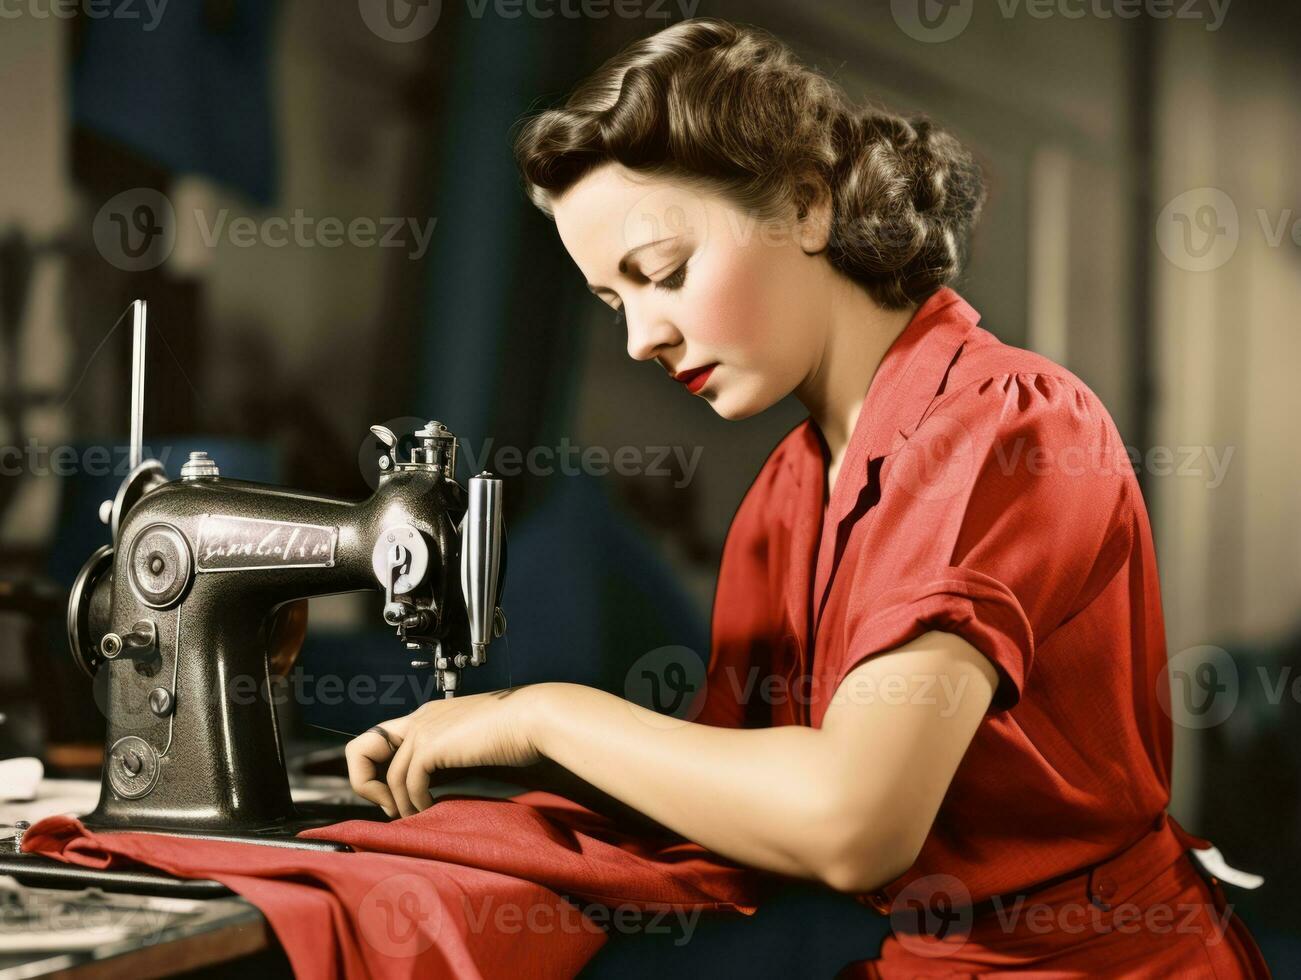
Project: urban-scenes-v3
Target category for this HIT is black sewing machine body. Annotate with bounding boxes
[66,451,491,836]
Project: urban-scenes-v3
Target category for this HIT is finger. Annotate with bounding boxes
[365,714,414,818]
[373,714,413,746]
[407,745,436,813]
[387,732,416,818]
[345,750,397,817]
[343,731,392,789]
[345,730,399,817]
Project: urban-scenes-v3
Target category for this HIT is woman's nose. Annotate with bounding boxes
[624,303,679,363]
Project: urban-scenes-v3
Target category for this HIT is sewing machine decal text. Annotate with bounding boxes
[194,514,339,572]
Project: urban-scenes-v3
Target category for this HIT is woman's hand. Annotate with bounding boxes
[345,686,546,818]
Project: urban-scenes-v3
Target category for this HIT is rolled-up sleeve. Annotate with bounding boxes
[829,373,1136,713]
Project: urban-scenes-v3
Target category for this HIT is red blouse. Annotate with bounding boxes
[696,286,1174,907]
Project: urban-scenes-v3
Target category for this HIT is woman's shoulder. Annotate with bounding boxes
[948,326,1095,393]
[910,328,1140,529]
[933,326,1122,442]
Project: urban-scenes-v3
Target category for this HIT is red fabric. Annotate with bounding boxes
[23,790,768,979]
[696,286,1268,973]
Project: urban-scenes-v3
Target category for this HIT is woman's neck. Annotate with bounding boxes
[796,276,918,472]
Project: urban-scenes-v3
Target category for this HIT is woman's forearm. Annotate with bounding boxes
[525,681,888,886]
[349,633,992,892]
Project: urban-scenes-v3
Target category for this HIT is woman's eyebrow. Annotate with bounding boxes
[586,235,679,293]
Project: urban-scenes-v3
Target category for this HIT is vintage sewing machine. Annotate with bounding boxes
[1,301,507,889]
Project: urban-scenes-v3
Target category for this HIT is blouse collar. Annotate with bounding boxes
[784,286,983,503]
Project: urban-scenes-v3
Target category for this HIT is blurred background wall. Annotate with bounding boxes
[0,0,1296,966]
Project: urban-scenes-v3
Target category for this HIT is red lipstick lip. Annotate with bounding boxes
[674,364,717,394]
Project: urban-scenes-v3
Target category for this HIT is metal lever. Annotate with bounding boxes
[100,620,156,660]
[382,543,409,626]
[370,425,399,471]
[460,471,504,667]
[129,299,146,471]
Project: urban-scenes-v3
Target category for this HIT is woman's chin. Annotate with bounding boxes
[706,386,769,422]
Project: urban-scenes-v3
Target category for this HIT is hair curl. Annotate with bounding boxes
[512,18,986,310]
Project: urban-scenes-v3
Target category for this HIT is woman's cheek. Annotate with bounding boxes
[687,249,773,351]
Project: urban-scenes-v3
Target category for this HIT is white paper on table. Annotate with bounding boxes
[0,927,133,952]
[0,777,100,826]
[0,757,44,801]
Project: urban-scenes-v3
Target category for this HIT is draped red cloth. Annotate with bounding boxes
[22,791,769,979]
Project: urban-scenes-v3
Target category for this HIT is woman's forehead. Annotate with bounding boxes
[554,165,711,277]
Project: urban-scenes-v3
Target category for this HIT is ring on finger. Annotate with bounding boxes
[367,724,399,753]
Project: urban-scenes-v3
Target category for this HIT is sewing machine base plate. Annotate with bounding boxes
[0,801,389,898]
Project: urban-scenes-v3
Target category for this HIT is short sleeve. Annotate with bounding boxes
[831,373,1136,714]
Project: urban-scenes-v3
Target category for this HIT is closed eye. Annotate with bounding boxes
[598,261,686,327]
[655,263,688,292]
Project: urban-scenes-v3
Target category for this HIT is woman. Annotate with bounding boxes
[346,18,1269,977]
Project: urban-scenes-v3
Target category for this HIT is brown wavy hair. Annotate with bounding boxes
[512,17,986,310]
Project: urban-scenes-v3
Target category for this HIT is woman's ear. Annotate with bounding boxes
[795,176,833,255]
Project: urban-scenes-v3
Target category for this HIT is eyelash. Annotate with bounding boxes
[655,262,689,292]
[610,262,688,325]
